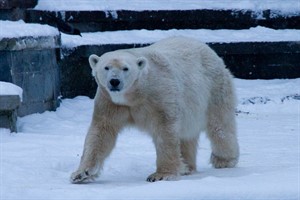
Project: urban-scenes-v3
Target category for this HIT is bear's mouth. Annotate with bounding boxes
[110,88,121,92]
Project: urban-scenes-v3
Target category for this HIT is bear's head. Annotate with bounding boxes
[89,51,148,104]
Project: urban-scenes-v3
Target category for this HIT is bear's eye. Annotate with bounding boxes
[123,67,129,71]
[104,66,109,71]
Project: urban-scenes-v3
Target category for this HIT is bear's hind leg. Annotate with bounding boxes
[180,138,198,175]
[206,99,239,168]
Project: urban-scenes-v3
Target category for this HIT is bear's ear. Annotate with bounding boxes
[136,57,147,70]
[89,54,100,69]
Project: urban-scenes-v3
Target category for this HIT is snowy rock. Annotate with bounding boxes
[0,95,20,132]
[0,82,22,132]
[0,21,60,116]
[0,81,23,101]
[0,20,59,38]
[0,20,60,51]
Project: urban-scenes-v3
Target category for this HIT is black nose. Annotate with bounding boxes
[110,79,120,87]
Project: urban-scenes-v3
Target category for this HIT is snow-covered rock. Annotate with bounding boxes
[0,20,58,39]
[0,20,60,50]
[0,81,23,101]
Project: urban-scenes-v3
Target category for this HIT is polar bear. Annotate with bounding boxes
[70,36,239,183]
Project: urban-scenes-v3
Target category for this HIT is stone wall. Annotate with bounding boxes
[0,36,60,116]
[0,0,37,20]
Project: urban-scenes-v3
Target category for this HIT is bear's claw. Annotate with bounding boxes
[146,172,178,182]
[70,170,97,184]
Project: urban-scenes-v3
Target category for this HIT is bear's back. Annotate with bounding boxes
[149,36,208,55]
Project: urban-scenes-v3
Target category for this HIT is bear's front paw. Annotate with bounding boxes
[146,172,179,182]
[70,169,98,184]
[210,153,238,168]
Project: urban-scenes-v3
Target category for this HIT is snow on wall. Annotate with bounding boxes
[0,20,59,39]
[35,0,300,13]
[61,26,300,48]
[0,81,23,100]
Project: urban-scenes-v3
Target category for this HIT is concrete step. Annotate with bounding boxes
[0,21,60,116]
[58,27,300,98]
[0,0,37,9]
[26,9,300,32]
[59,40,300,98]
[0,0,37,21]
[0,95,20,132]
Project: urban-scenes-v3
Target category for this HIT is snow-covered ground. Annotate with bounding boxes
[1,78,299,200]
[61,26,300,48]
[35,0,300,13]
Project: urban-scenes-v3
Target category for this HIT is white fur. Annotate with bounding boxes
[71,36,240,184]
[109,91,127,105]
